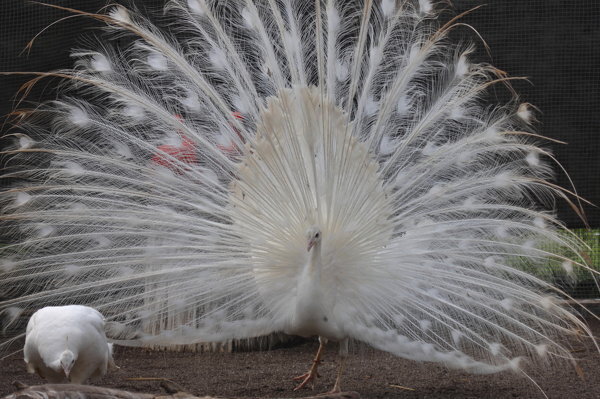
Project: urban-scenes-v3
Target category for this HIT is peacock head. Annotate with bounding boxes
[59,349,76,377]
[306,226,322,252]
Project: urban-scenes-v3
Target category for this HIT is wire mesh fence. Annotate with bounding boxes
[0,1,599,299]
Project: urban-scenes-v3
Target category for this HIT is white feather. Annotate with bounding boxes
[90,54,112,72]
[496,226,509,238]
[365,95,379,116]
[14,192,32,207]
[562,260,574,274]
[535,344,548,357]
[241,7,257,29]
[113,142,133,158]
[63,264,82,277]
[397,95,411,115]
[488,343,502,356]
[335,59,349,81]
[208,47,227,69]
[419,0,433,15]
[36,224,55,238]
[456,54,470,77]
[109,6,131,24]
[484,256,496,267]
[187,0,204,15]
[55,161,85,177]
[451,330,462,346]
[326,6,340,32]
[500,298,513,311]
[95,236,112,248]
[381,0,395,18]
[526,151,540,167]
[0,259,16,273]
[533,216,546,229]
[122,104,145,121]
[518,103,532,122]
[232,95,250,114]
[422,141,438,156]
[181,89,201,112]
[462,196,477,209]
[4,307,23,327]
[449,106,464,120]
[493,171,513,188]
[19,135,34,149]
[419,319,432,331]
[147,53,168,70]
[379,135,395,155]
[540,297,555,310]
[484,126,501,142]
[68,107,90,127]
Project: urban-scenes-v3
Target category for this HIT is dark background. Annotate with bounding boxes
[1,0,598,228]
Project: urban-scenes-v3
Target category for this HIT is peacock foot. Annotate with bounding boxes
[325,383,342,395]
[292,360,321,390]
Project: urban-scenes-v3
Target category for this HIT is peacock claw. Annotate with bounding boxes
[292,364,321,390]
[325,385,342,395]
[292,370,321,381]
[292,373,317,391]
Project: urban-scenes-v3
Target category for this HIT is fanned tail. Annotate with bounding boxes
[0,0,596,374]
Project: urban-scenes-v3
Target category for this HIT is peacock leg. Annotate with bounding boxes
[329,338,349,393]
[293,336,327,390]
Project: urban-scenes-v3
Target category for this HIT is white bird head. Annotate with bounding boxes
[58,349,76,377]
[306,227,322,252]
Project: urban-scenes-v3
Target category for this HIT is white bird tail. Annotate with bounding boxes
[0,0,596,373]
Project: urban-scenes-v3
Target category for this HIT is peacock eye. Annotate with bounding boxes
[315,233,320,238]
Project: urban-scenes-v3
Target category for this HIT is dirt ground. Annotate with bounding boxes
[1,318,600,399]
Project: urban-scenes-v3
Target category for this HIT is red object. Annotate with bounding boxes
[150,112,244,172]
[151,136,198,170]
[151,114,198,173]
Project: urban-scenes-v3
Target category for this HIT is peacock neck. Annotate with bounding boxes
[306,241,322,278]
[296,239,323,301]
[289,240,326,337]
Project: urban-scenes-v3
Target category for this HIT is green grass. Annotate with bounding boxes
[520,228,600,298]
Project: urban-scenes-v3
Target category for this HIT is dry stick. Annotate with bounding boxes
[388,384,415,391]
[3,382,361,399]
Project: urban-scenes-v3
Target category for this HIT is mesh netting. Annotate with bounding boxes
[0,0,598,298]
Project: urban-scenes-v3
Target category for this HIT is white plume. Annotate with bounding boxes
[18,135,34,149]
[187,0,205,16]
[13,192,32,207]
[90,53,112,73]
[147,53,168,70]
[0,0,595,393]
[67,106,90,127]
[108,6,131,24]
[381,0,396,18]
[419,0,433,15]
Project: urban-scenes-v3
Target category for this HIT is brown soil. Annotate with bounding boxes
[2,318,599,399]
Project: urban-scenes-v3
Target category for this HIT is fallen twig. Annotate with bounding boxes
[2,382,360,399]
[389,384,415,391]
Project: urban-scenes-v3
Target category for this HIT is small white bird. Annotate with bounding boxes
[24,305,116,384]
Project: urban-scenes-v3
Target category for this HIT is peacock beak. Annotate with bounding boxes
[62,364,70,378]
[307,239,316,252]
